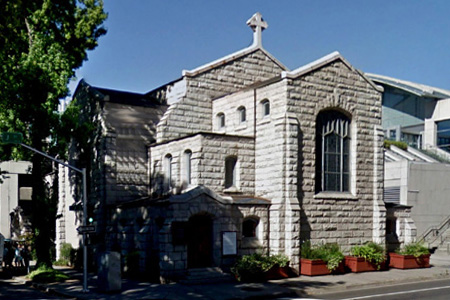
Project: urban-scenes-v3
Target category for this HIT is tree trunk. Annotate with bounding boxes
[31,134,53,268]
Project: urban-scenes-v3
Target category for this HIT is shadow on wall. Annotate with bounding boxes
[297,125,310,243]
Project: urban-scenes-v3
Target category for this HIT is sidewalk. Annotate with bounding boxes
[13,253,450,300]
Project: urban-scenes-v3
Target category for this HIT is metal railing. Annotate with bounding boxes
[418,215,450,249]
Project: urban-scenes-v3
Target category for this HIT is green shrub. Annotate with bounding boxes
[54,243,74,266]
[231,253,289,282]
[397,242,430,257]
[351,242,385,269]
[301,241,344,271]
[384,140,408,150]
[28,266,70,283]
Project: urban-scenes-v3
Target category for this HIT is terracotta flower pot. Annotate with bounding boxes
[264,264,291,280]
[345,256,386,273]
[300,258,345,276]
[388,253,430,269]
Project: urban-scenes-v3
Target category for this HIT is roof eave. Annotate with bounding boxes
[182,45,288,78]
[281,52,383,93]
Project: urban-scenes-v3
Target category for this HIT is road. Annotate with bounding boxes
[305,278,450,300]
[0,278,65,300]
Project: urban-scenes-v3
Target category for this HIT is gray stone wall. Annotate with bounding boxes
[286,60,383,252]
[105,189,270,282]
[150,133,255,196]
[156,49,284,142]
[212,89,255,137]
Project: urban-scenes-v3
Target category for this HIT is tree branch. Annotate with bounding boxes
[24,18,33,48]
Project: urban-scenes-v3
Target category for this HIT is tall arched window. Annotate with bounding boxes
[225,156,237,189]
[261,99,270,116]
[316,110,350,193]
[164,154,173,188]
[237,106,246,123]
[183,149,192,185]
[217,113,225,129]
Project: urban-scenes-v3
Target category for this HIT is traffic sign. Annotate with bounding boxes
[1,132,23,144]
[77,225,96,233]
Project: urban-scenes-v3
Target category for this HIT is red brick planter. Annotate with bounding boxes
[345,256,386,273]
[388,253,430,269]
[300,259,345,276]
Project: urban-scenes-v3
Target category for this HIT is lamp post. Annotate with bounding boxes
[1,132,90,293]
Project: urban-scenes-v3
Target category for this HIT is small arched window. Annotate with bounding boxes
[217,113,225,129]
[261,99,270,116]
[183,149,192,185]
[243,217,259,238]
[164,154,173,188]
[237,106,246,123]
[225,156,237,189]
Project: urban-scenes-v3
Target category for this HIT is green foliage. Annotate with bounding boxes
[301,241,345,271]
[396,242,430,257]
[54,243,75,266]
[231,253,289,282]
[0,0,106,268]
[351,242,385,269]
[28,266,70,283]
[384,140,408,150]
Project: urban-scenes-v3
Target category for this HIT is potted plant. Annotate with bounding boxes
[345,242,386,272]
[389,242,431,269]
[300,241,345,276]
[231,253,291,282]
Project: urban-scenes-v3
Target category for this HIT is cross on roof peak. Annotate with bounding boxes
[246,12,268,48]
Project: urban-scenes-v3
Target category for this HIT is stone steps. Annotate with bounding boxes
[180,267,234,285]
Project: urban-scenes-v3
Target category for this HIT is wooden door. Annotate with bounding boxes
[187,215,213,268]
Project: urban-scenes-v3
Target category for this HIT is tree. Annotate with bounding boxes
[0,0,107,268]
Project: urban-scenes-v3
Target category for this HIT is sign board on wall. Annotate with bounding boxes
[222,231,237,256]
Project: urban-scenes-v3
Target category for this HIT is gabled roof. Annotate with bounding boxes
[281,51,383,93]
[181,45,288,77]
[74,79,165,107]
[367,73,450,99]
[182,12,287,77]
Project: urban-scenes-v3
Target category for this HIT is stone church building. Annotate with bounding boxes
[59,13,386,281]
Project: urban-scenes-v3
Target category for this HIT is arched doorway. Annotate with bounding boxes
[187,214,213,268]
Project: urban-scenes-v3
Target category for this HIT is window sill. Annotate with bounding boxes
[314,192,358,201]
[223,186,240,193]
[236,123,247,131]
[256,117,271,126]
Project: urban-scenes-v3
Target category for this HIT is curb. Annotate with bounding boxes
[13,276,79,299]
[304,273,450,295]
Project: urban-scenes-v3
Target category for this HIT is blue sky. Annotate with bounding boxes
[72,0,450,95]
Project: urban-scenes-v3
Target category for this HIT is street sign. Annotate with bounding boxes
[69,203,83,211]
[77,225,96,233]
[1,132,23,144]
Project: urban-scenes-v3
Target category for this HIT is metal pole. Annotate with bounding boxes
[19,143,89,293]
[82,168,89,293]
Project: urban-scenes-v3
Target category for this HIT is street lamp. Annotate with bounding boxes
[1,132,90,293]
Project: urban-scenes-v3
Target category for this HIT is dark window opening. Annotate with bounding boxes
[242,218,259,238]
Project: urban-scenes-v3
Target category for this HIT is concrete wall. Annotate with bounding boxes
[0,161,32,239]
[408,162,450,236]
[384,160,409,205]
[424,98,450,149]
